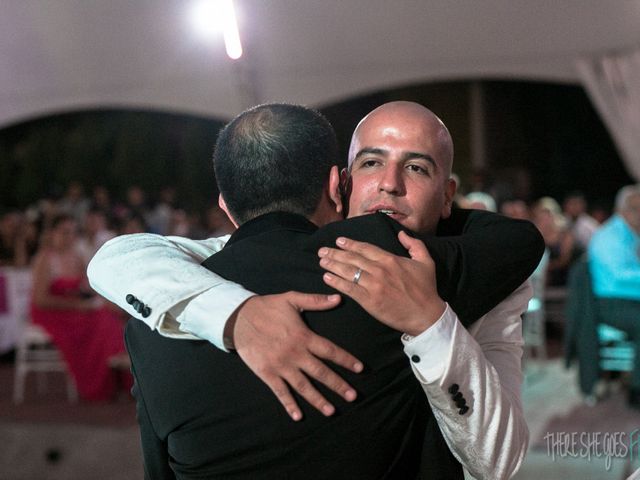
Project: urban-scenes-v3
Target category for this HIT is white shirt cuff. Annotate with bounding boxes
[174,283,256,351]
[401,303,456,383]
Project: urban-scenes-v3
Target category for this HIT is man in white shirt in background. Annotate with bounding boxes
[563,191,599,250]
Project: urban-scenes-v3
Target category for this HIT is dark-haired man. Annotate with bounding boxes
[89,102,541,479]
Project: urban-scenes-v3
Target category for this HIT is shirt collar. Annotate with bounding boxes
[226,211,318,245]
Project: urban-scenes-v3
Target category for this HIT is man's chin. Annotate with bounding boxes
[350,210,415,229]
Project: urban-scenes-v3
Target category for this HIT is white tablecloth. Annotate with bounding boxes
[0,267,31,354]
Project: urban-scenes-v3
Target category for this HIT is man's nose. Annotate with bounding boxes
[378,166,404,195]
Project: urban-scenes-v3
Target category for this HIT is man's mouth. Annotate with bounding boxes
[376,209,397,216]
[366,205,405,218]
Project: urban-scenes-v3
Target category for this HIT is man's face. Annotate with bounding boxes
[622,193,640,234]
[345,105,455,235]
[563,197,585,219]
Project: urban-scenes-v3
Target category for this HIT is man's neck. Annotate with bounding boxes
[309,206,343,227]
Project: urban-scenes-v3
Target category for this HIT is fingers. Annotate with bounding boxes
[310,334,364,374]
[322,271,367,305]
[265,377,304,421]
[397,231,430,262]
[319,255,370,289]
[247,357,338,421]
[335,236,389,261]
[235,292,363,422]
[295,334,362,410]
[318,245,376,274]
[283,370,336,417]
[265,354,358,421]
[285,291,341,312]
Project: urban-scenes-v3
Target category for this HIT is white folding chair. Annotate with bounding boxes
[12,317,78,404]
[523,249,549,361]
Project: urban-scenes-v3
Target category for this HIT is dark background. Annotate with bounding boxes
[0,80,633,212]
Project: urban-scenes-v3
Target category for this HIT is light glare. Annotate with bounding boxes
[190,0,243,60]
[222,0,242,59]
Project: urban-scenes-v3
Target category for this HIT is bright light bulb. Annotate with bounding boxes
[222,0,242,60]
[190,0,243,60]
[190,0,222,40]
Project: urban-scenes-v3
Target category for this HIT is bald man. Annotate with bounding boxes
[89,102,538,479]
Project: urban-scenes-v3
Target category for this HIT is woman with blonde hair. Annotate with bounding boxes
[532,196,581,286]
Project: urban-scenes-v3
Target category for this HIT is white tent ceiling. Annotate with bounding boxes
[2,0,640,129]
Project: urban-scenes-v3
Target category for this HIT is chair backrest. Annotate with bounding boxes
[0,267,32,354]
[564,257,601,395]
[565,257,634,394]
[583,260,636,372]
[526,248,549,313]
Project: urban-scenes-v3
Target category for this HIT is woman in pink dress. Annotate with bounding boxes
[30,214,128,401]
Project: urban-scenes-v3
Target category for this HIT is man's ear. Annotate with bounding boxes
[340,168,352,215]
[441,177,457,219]
[218,194,239,228]
[328,166,343,214]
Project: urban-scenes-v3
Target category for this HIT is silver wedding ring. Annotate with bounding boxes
[352,268,363,285]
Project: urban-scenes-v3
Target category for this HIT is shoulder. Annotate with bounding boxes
[481,281,532,320]
[590,218,617,244]
[469,281,532,337]
[316,214,407,255]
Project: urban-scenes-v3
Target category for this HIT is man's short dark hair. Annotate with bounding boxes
[213,103,341,224]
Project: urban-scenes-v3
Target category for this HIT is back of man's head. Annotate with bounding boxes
[615,184,640,233]
[615,184,640,213]
[214,103,341,225]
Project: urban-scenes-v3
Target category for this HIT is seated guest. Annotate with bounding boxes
[118,213,148,235]
[0,210,23,266]
[563,191,599,250]
[76,207,116,265]
[533,196,580,286]
[589,185,640,408]
[500,199,530,221]
[30,214,128,401]
[17,213,42,266]
[146,186,177,235]
[465,191,497,212]
[57,181,90,224]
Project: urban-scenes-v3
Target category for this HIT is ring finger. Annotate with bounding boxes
[319,257,369,287]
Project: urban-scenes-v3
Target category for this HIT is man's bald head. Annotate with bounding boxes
[349,101,454,177]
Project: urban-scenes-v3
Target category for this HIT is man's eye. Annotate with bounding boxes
[407,164,428,175]
[361,159,379,168]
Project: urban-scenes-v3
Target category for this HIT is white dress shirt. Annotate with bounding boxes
[87,233,531,480]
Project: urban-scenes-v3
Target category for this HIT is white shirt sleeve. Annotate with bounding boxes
[87,233,256,351]
[401,282,531,480]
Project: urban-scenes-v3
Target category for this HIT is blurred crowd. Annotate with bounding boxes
[1,182,235,401]
[0,182,235,269]
[459,189,609,288]
[0,180,615,291]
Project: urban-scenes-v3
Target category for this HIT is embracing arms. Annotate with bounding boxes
[88,209,543,425]
[319,233,531,479]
